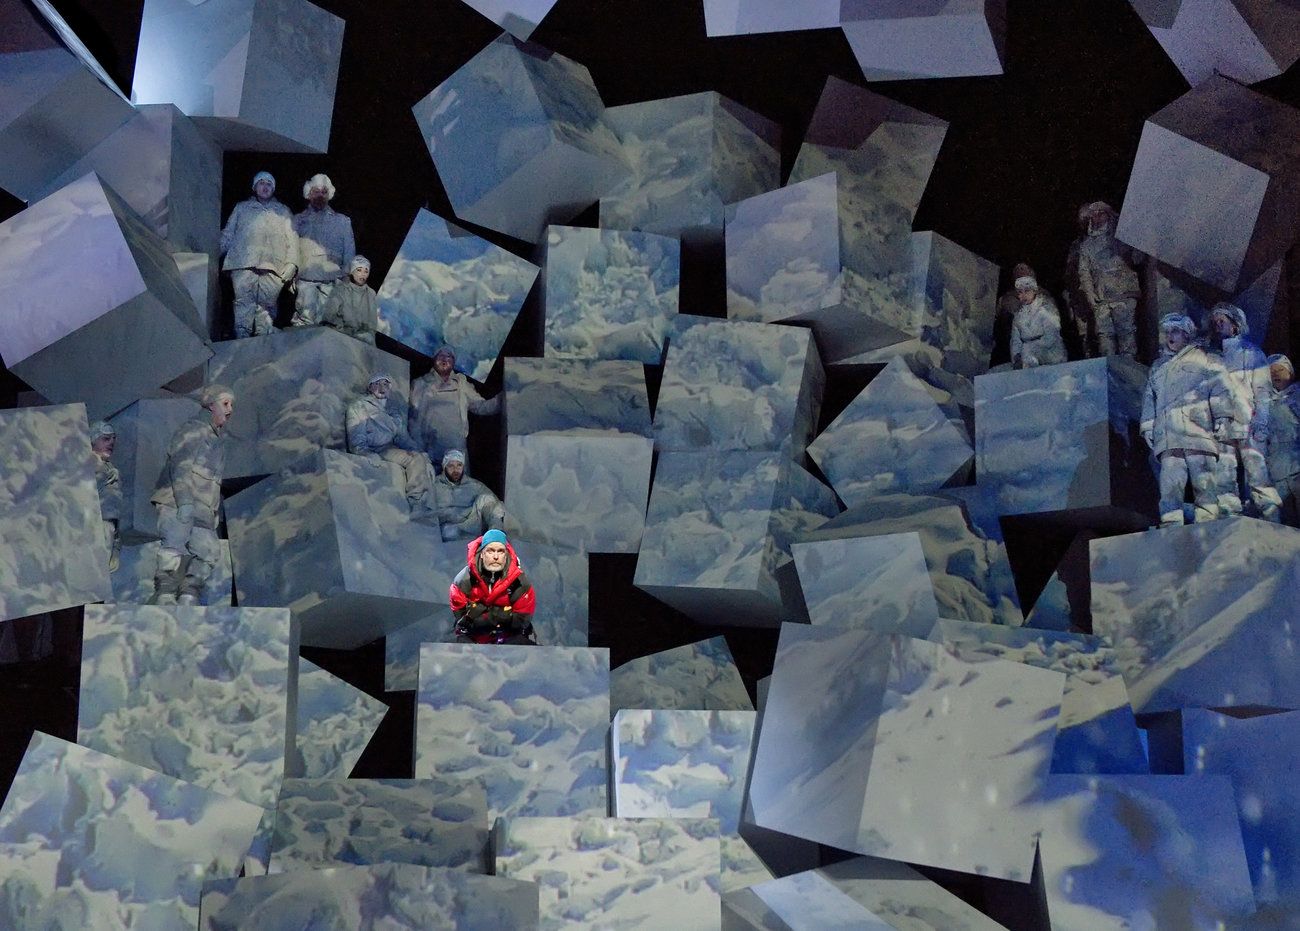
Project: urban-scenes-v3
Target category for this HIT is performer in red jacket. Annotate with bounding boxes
[450,529,537,644]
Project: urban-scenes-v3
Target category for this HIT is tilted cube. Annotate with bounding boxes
[376,209,538,380]
[132,0,345,152]
[0,403,111,622]
[457,0,558,39]
[841,0,1007,80]
[0,173,212,419]
[610,637,753,714]
[293,658,388,779]
[702,0,840,35]
[1118,75,1300,293]
[226,449,448,648]
[1129,0,1300,86]
[106,394,202,540]
[600,91,780,244]
[412,34,628,243]
[542,225,680,365]
[504,356,652,438]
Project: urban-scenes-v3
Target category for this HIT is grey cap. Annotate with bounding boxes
[368,373,394,388]
[1158,313,1196,336]
[89,420,116,439]
[199,383,235,408]
[252,170,275,191]
[349,254,371,272]
[1210,302,1249,336]
[1268,353,1294,375]
[442,449,466,468]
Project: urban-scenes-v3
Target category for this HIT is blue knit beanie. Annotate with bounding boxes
[481,529,508,548]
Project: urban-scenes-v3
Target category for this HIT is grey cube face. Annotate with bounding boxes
[654,316,825,458]
[0,732,266,931]
[974,356,1154,518]
[207,326,410,479]
[78,604,298,809]
[610,637,753,715]
[601,91,780,242]
[504,356,652,438]
[199,864,540,930]
[792,532,940,637]
[1036,775,1255,928]
[293,658,388,779]
[1130,0,1300,85]
[412,34,628,243]
[0,173,212,419]
[108,394,203,540]
[1091,517,1300,714]
[416,644,610,819]
[748,624,1063,881]
[841,0,1006,81]
[542,225,680,365]
[226,449,448,648]
[1118,76,1300,293]
[0,403,112,622]
[133,0,345,153]
[701,0,839,35]
[376,209,538,381]
[457,0,559,40]
[494,816,722,929]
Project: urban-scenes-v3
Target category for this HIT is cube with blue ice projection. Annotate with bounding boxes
[635,450,840,627]
[791,531,941,636]
[974,356,1155,519]
[107,393,202,540]
[132,0,345,153]
[269,778,489,874]
[1175,708,1300,919]
[385,538,589,690]
[612,710,772,892]
[504,432,652,553]
[0,0,133,201]
[1034,774,1255,929]
[200,864,540,931]
[0,403,112,622]
[542,225,680,365]
[610,636,753,715]
[654,315,825,458]
[208,326,410,480]
[293,658,388,779]
[723,856,1010,930]
[456,0,557,39]
[412,33,629,243]
[928,618,1147,775]
[599,91,780,244]
[702,0,840,36]
[226,449,447,648]
[78,604,298,809]
[840,0,1007,81]
[0,732,266,931]
[416,643,610,819]
[493,816,721,930]
[809,358,973,508]
[748,623,1064,880]
[0,173,212,420]
[1118,75,1300,293]
[1090,518,1300,714]
[504,356,651,438]
[797,493,1022,627]
[376,209,539,381]
[111,539,234,606]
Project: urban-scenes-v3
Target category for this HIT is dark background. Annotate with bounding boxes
[4,1,1299,924]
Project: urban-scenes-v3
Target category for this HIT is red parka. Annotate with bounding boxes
[449,536,536,637]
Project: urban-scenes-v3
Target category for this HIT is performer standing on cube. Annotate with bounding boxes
[1266,354,1300,526]
[292,173,355,327]
[1009,275,1067,369]
[450,529,536,645]
[220,171,298,338]
[90,420,122,572]
[409,346,500,472]
[1075,201,1141,360]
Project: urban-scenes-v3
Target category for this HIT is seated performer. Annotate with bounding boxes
[450,529,536,645]
[346,373,434,516]
[1010,275,1067,369]
[90,420,122,572]
[320,255,379,344]
[432,449,506,542]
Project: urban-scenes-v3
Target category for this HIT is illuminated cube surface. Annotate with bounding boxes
[199,864,539,930]
[542,225,679,365]
[78,604,297,809]
[0,173,212,419]
[376,209,538,380]
[504,433,653,553]
[269,778,488,873]
[226,449,447,648]
[612,709,771,891]
[654,316,824,458]
[207,326,410,480]
[494,816,721,930]
[809,357,973,507]
[609,636,752,714]
[107,393,202,540]
[132,0,345,153]
[0,0,133,201]
[1091,518,1300,713]
[1034,775,1254,929]
[384,538,589,690]
[701,0,840,36]
[0,732,264,931]
[635,450,839,627]
[504,356,652,438]
[748,624,1063,880]
[840,0,1007,81]
[412,34,628,243]
[974,356,1154,519]
[1118,75,1300,293]
[456,0,558,40]
[600,91,779,243]
[1128,0,1300,86]
[293,658,388,779]
[0,403,111,623]
[111,539,234,606]
[415,643,610,819]
[792,531,941,636]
